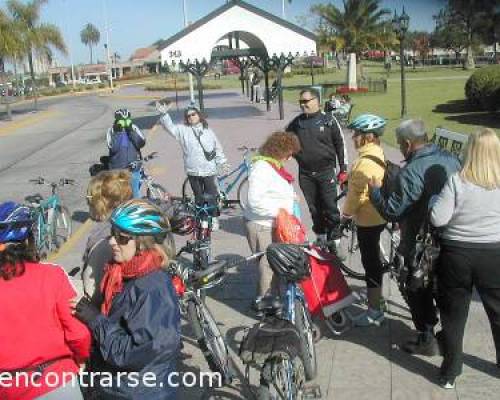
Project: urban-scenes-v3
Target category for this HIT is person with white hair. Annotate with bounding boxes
[368,119,460,355]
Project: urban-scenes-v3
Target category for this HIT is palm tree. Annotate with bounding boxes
[80,23,100,65]
[7,0,66,110]
[311,0,391,58]
[0,12,27,94]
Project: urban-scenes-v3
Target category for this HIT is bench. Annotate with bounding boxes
[430,127,469,158]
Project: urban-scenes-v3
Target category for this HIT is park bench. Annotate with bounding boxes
[430,127,468,158]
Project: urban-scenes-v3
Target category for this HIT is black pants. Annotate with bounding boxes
[437,244,500,379]
[357,224,385,288]
[188,175,219,216]
[298,168,340,236]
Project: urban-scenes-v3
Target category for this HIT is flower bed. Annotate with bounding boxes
[335,86,369,95]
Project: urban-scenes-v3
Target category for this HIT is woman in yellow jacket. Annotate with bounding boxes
[342,114,387,326]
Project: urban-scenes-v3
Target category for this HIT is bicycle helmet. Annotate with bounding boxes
[0,202,33,243]
[266,243,310,282]
[110,199,169,237]
[114,108,132,130]
[170,213,195,236]
[347,114,386,136]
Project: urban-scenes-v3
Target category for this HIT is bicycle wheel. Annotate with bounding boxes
[187,300,232,384]
[293,298,317,380]
[50,205,72,250]
[259,354,305,400]
[337,224,366,280]
[323,310,350,336]
[182,177,194,201]
[33,212,49,258]
[236,176,249,211]
[146,182,167,203]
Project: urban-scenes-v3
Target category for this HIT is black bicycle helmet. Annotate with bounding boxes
[170,214,195,236]
[266,243,310,282]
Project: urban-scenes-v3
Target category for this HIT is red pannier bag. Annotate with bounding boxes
[275,209,354,318]
[300,246,355,318]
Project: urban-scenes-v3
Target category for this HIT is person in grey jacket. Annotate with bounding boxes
[156,102,227,229]
[430,128,500,389]
[369,119,460,356]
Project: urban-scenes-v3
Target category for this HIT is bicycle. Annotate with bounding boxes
[25,177,73,258]
[182,146,256,210]
[128,152,168,202]
[192,252,315,400]
[168,252,262,386]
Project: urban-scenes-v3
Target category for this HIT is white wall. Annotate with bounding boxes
[160,5,316,65]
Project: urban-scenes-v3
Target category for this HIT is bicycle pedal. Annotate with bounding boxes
[303,384,322,399]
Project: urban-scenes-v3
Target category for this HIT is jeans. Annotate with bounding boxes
[437,244,500,379]
[298,167,341,236]
[188,175,219,216]
[357,224,385,288]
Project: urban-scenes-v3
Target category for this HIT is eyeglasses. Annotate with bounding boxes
[109,228,134,245]
[299,97,316,105]
[186,112,198,117]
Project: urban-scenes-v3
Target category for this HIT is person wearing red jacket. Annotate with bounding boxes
[0,201,91,400]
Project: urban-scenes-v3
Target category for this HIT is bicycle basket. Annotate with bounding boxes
[239,316,302,367]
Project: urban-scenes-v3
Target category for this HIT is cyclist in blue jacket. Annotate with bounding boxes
[74,199,180,399]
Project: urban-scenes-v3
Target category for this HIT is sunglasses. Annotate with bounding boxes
[299,97,316,105]
[186,112,198,117]
[109,228,134,245]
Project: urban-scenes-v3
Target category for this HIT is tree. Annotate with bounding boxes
[311,0,391,58]
[434,0,497,69]
[7,0,66,109]
[80,23,100,64]
[405,31,432,66]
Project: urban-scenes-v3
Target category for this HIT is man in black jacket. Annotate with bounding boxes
[369,119,460,356]
[287,88,348,242]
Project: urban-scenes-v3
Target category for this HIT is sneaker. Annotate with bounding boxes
[353,308,385,327]
[438,376,455,389]
[401,332,439,356]
[211,217,220,232]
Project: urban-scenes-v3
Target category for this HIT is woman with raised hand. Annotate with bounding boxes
[74,199,181,399]
[431,128,500,389]
[0,202,91,400]
[157,101,228,230]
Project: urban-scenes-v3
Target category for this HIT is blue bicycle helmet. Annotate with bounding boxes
[0,202,33,243]
[110,199,169,237]
[347,114,386,136]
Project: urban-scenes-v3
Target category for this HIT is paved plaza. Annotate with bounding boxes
[1,88,499,400]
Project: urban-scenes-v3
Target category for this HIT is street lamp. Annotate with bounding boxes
[392,7,410,118]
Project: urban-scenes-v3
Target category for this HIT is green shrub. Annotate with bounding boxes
[98,83,106,89]
[465,66,500,111]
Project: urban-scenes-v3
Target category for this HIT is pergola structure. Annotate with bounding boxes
[158,0,317,119]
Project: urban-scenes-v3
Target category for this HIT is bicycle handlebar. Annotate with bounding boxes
[237,146,258,152]
[128,152,158,170]
[29,177,75,186]
[190,252,264,284]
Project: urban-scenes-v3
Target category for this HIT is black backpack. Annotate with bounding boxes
[362,155,401,198]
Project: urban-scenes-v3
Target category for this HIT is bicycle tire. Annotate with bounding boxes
[33,212,49,259]
[323,310,350,336]
[293,298,317,381]
[50,205,72,250]
[146,182,167,203]
[236,176,249,211]
[186,300,232,384]
[260,354,305,400]
[337,225,366,280]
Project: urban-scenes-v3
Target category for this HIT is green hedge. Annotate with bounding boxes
[465,66,500,111]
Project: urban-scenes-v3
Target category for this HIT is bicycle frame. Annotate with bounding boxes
[31,192,60,252]
[217,159,249,196]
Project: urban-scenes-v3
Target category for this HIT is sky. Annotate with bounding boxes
[0,0,445,66]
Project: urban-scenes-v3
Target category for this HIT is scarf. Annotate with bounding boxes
[100,249,164,315]
[252,155,294,184]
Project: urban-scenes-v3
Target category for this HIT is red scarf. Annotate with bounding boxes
[268,162,294,184]
[100,249,164,315]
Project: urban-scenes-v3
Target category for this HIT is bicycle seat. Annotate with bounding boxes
[25,194,43,204]
[254,296,283,317]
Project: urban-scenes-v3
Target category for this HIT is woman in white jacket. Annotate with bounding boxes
[157,102,227,228]
[244,131,301,300]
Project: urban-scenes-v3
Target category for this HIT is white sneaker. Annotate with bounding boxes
[211,217,220,232]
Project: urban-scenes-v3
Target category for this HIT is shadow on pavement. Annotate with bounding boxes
[462,353,499,379]
[219,216,246,237]
[73,210,90,223]
[133,114,160,131]
[204,106,263,119]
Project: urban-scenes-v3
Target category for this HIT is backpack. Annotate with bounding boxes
[362,155,401,198]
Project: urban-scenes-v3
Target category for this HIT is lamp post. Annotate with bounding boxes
[392,7,410,118]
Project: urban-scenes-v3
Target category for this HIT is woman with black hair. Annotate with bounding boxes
[157,101,228,230]
[0,202,91,400]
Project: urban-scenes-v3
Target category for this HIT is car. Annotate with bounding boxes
[55,81,67,87]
